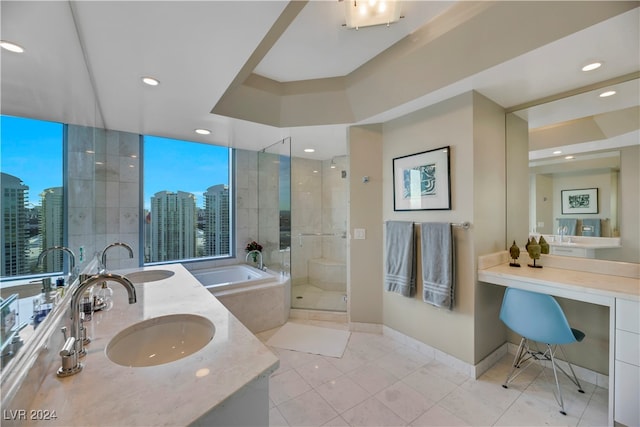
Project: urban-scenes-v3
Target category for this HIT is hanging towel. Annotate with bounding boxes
[420,222,454,309]
[558,218,577,236]
[384,221,416,297]
[581,219,601,237]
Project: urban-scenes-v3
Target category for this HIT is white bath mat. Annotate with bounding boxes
[267,322,350,358]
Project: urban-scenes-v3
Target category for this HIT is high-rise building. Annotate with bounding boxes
[204,184,230,256]
[150,191,197,262]
[40,187,64,272]
[1,172,30,276]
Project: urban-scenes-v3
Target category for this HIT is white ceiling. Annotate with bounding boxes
[1,1,638,160]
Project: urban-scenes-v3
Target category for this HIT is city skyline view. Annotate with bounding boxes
[143,135,229,210]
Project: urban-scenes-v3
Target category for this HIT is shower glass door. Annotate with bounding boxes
[290,155,348,312]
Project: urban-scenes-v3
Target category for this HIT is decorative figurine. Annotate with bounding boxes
[509,240,521,267]
[539,235,550,255]
[527,237,542,268]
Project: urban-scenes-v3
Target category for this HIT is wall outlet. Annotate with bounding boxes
[354,228,366,239]
[537,222,544,228]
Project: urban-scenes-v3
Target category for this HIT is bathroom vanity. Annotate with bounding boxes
[1,264,279,426]
[478,252,639,427]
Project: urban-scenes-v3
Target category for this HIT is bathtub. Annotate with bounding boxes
[188,264,290,333]
[191,264,275,293]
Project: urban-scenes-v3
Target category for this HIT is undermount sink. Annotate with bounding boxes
[106,314,215,367]
[124,269,175,283]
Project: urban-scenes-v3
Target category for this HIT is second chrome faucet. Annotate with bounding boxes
[57,273,137,377]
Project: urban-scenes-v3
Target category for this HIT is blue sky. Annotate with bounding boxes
[1,115,229,208]
[1,115,63,206]
[144,135,229,209]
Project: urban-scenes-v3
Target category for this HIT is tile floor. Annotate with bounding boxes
[291,284,347,312]
[256,320,608,427]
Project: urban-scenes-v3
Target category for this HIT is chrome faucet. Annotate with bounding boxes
[73,275,135,355]
[99,242,134,272]
[37,246,77,282]
[245,250,264,270]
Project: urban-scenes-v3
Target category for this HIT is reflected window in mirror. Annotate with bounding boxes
[143,136,232,263]
[1,115,64,279]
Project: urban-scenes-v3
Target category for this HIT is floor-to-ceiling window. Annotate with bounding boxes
[0,115,64,279]
[143,135,232,264]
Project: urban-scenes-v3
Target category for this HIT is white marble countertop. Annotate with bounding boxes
[478,252,640,303]
[18,264,279,426]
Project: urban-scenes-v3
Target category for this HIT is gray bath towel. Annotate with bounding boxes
[558,218,577,236]
[581,219,601,237]
[420,222,454,309]
[384,221,416,297]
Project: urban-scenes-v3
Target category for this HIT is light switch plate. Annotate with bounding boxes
[354,228,366,239]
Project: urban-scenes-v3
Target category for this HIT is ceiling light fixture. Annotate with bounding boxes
[599,90,616,98]
[581,62,602,72]
[304,148,315,153]
[142,76,160,86]
[0,40,24,53]
[553,150,562,155]
[194,128,211,135]
[565,155,575,160]
[343,0,402,29]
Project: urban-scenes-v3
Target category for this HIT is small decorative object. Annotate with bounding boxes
[509,240,521,267]
[392,146,451,211]
[245,241,263,262]
[538,235,549,254]
[527,237,542,268]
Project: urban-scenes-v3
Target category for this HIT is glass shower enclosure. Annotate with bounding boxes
[257,139,348,313]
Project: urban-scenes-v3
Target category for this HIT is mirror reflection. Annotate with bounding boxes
[510,77,639,262]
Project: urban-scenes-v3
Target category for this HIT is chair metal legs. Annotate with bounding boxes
[502,337,585,415]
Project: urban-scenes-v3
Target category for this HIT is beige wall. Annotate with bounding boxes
[348,125,383,324]
[375,91,506,365]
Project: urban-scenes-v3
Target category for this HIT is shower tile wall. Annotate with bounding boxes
[291,158,323,285]
[291,156,347,288]
[67,125,140,271]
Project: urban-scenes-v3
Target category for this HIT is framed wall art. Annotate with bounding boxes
[393,146,451,211]
[561,188,598,214]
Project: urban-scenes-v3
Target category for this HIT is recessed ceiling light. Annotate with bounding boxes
[565,155,575,160]
[582,62,602,72]
[194,128,211,135]
[553,150,562,155]
[142,76,160,86]
[0,40,24,53]
[304,148,315,153]
[599,90,616,98]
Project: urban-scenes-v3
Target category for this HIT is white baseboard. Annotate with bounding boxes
[382,326,507,379]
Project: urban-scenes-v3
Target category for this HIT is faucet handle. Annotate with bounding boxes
[61,326,68,341]
[57,336,83,377]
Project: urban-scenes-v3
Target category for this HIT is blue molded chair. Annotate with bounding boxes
[499,287,585,415]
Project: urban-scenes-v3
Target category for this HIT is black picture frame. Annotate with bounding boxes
[393,146,451,211]
[561,188,598,214]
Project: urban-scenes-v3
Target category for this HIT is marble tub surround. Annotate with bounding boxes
[2,264,279,426]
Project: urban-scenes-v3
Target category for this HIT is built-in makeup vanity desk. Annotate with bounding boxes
[478,252,639,427]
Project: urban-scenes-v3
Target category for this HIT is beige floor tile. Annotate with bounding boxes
[269,406,290,427]
[375,381,436,423]
[270,368,312,405]
[341,397,407,427]
[410,404,470,427]
[321,415,351,427]
[347,363,399,394]
[316,375,372,414]
[278,389,339,427]
[401,366,459,403]
[295,358,345,388]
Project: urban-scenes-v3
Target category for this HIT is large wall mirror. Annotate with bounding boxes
[507,76,639,263]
